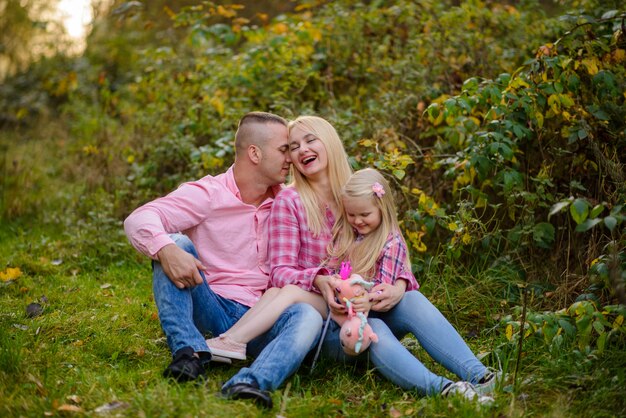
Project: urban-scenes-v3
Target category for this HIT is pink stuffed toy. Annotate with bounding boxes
[338,301,378,355]
[332,261,378,355]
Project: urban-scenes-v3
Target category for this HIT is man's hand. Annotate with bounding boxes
[369,280,407,312]
[314,274,346,316]
[157,244,206,289]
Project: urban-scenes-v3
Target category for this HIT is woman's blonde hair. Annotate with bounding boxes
[328,168,411,277]
[288,116,352,236]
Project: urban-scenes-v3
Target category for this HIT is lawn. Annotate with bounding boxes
[1,222,624,417]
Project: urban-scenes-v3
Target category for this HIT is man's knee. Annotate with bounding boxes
[169,233,196,255]
[288,303,323,333]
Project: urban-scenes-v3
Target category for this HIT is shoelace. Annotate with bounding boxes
[309,307,332,373]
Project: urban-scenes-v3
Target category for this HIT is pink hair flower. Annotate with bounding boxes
[372,182,385,198]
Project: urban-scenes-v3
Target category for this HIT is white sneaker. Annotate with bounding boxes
[474,369,502,395]
[442,381,495,405]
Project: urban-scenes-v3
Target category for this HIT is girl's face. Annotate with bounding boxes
[288,125,328,180]
[342,195,382,236]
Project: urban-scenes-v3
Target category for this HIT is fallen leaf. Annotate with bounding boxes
[67,395,81,404]
[100,283,112,289]
[57,404,83,413]
[94,401,129,414]
[389,406,402,417]
[51,259,63,266]
[27,373,47,396]
[0,267,22,281]
[26,303,44,318]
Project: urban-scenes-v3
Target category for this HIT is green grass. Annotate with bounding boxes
[1,223,625,417]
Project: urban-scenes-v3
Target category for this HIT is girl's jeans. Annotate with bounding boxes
[321,290,487,395]
[152,234,323,391]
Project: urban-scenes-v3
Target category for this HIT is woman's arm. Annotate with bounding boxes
[370,279,406,312]
[268,190,329,290]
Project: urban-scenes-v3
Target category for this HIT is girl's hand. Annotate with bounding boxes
[350,295,374,314]
[369,281,406,312]
[313,274,346,315]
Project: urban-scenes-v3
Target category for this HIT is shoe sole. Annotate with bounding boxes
[210,355,233,364]
[209,347,246,360]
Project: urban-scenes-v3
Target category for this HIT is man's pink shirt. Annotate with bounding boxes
[124,166,280,307]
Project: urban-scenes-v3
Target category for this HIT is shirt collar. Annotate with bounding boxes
[224,165,284,202]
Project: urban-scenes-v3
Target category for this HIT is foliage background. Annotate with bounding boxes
[1,0,625,416]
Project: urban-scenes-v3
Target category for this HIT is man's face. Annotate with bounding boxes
[259,123,291,185]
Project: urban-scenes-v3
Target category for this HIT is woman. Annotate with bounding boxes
[269,115,498,403]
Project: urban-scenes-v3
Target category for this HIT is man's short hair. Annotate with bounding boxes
[235,112,288,154]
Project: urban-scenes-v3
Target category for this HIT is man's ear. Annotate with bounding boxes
[248,144,261,164]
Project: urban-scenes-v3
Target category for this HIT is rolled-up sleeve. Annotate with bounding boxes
[374,232,419,291]
[124,181,214,259]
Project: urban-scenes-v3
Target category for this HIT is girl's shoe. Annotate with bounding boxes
[206,335,247,360]
[442,381,495,405]
[474,369,503,395]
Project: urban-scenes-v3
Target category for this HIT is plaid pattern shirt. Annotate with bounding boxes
[268,187,419,291]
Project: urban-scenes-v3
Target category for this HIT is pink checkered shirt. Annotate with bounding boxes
[269,187,419,291]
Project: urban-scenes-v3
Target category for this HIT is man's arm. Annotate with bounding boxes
[124,178,215,287]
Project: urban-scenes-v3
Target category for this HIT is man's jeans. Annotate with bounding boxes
[321,290,488,395]
[152,234,323,391]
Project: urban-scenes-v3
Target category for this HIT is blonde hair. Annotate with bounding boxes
[328,168,411,276]
[288,116,352,236]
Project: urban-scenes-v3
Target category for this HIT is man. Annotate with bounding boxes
[124,112,323,409]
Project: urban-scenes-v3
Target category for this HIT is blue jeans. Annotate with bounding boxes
[321,290,487,395]
[152,234,323,391]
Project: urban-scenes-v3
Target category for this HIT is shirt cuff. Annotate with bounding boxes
[147,234,176,260]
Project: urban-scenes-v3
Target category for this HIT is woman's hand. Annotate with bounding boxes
[369,280,407,312]
[313,274,346,316]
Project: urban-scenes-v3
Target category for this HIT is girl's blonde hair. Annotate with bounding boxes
[288,116,352,236]
[328,168,411,277]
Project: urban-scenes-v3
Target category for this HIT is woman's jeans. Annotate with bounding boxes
[321,290,487,395]
[152,234,323,391]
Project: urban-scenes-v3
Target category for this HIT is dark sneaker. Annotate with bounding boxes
[221,382,273,409]
[163,347,206,382]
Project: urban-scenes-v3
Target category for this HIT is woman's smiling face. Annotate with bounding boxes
[288,125,328,179]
